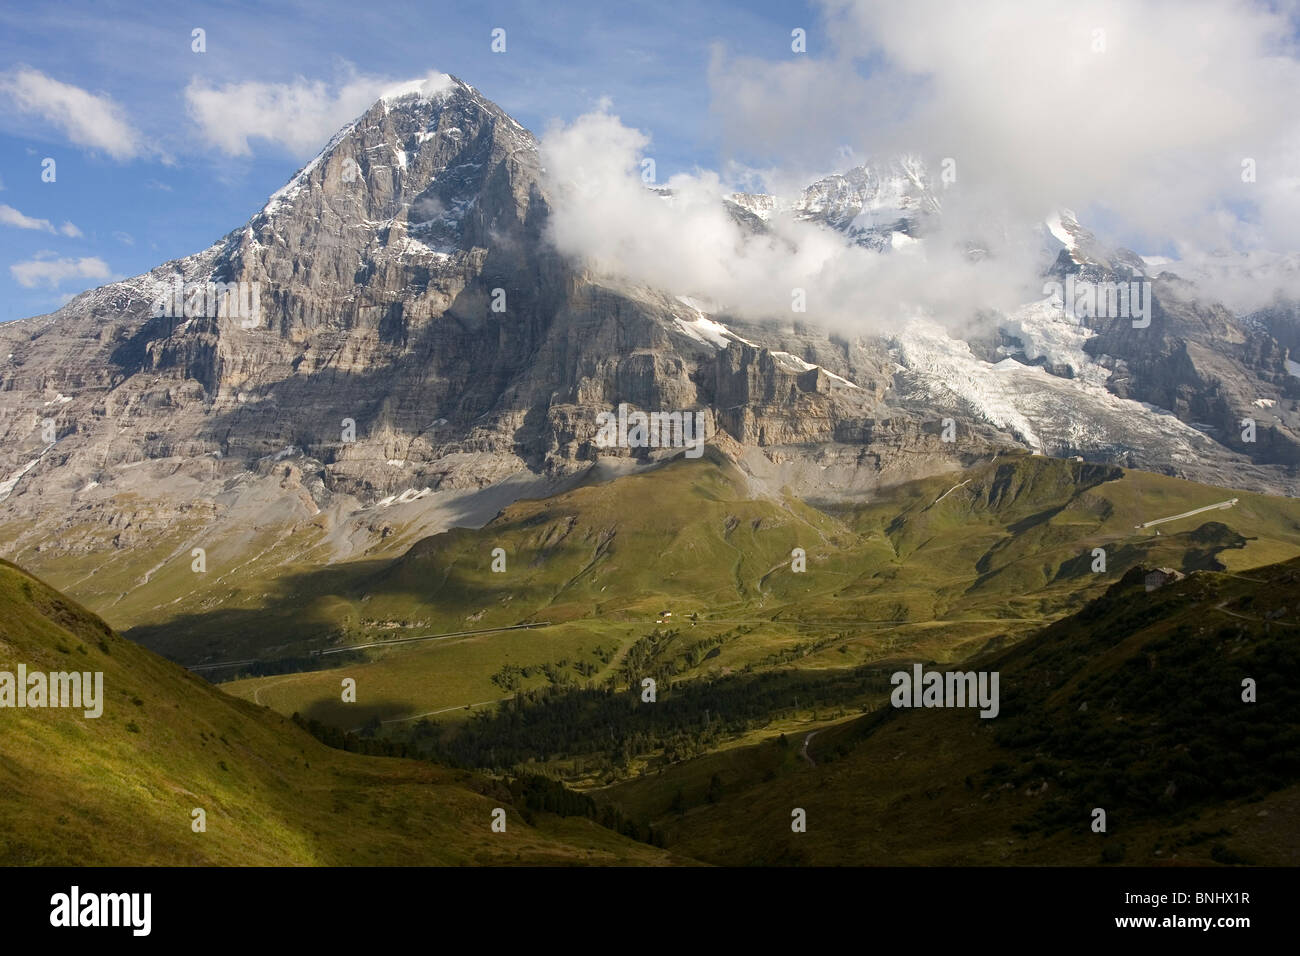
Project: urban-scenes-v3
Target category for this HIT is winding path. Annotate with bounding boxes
[801,729,821,767]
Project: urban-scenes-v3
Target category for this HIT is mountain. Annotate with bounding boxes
[729,155,940,250]
[1,72,1298,870]
[0,73,1295,658]
[0,558,679,865]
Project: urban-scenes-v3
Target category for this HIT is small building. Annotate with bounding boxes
[1144,567,1184,592]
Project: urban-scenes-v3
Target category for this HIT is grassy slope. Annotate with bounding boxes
[222,451,1300,729]
[596,556,1300,866]
[0,560,682,866]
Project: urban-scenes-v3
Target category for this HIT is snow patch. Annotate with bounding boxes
[379,73,456,106]
[671,297,755,348]
[999,296,1111,388]
[671,297,857,386]
[376,487,431,508]
[891,318,1218,463]
[0,456,42,502]
[770,351,860,388]
[1045,210,1078,251]
[393,235,454,258]
[726,193,776,221]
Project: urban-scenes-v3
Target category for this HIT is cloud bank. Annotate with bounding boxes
[542,0,1300,327]
[542,108,1042,331]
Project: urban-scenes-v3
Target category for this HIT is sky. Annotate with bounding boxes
[3,0,1300,324]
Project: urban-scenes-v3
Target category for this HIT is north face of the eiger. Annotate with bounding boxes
[0,74,1295,586]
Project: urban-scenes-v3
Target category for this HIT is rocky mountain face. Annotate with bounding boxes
[1033,212,1300,470]
[730,155,940,250]
[0,75,1295,598]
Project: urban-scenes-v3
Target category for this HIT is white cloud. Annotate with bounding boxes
[185,69,453,158]
[10,252,110,289]
[0,203,54,232]
[710,0,1300,258]
[0,204,83,238]
[541,0,1300,329]
[0,68,143,160]
[541,108,1034,333]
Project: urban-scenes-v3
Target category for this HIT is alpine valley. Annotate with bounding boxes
[1,75,1298,867]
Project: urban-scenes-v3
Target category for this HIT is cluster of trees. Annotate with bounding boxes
[617,628,728,688]
[617,628,678,687]
[287,715,667,848]
[422,664,897,777]
[490,654,603,691]
[291,712,414,757]
[749,633,846,670]
[506,773,666,847]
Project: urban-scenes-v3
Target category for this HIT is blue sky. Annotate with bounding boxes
[0,0,819,320]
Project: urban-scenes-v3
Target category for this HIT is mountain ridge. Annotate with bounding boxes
[0,74,1295,652]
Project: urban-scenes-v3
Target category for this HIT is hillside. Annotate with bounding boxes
[214,450,1300,738]
[594,555,1300,865]
[0,560,680,865]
